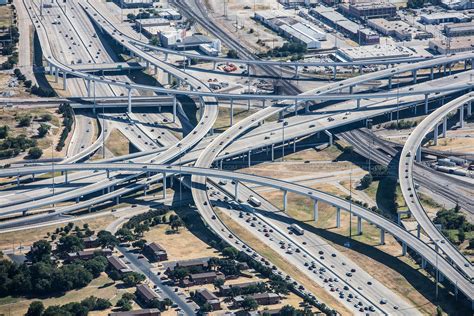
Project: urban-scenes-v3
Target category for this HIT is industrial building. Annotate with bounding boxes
[277,0,318,7]
[255,11,326,49]
[367,18,432,41]
[156,9,182,20]
[441,0,474,10]
[429,36,474,54]
[444,21,474,37]
[339,1,398,20]
[420,12,471,25]
[335,44,419,62]
[114,0,154,9]
[310,7,379,45]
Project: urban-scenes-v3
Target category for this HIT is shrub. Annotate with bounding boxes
[28,147,43,159]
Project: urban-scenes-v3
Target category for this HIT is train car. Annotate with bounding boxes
[290,224,304,235]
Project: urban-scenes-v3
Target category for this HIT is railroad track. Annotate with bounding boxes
[171,0,301,96]
[340,129,474,213]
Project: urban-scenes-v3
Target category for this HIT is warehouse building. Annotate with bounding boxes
[335,44,419,62]
[441,0,474,10]
[444,22,474,37]
[420,12,471,25]
[429,36,474,54]
[339,1,397,20]
[255,11,326,49]
[368,18,414,41]
[114,0,154,9]
[310,7,379,44]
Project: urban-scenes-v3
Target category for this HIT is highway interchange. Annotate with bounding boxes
[1,0,474,314]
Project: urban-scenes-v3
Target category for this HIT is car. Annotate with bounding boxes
[380,298,387,304]
[346,272,352,277]
[331,253,336,257]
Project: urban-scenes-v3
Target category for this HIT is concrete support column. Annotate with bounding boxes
[106,169,110,178]
[421,257,427,269]
[402,242,407,256]
[356,98,361,109]
[127,88,132,113]
[433,123,439,146]
[313,199,319,222]
[64,171,68,184]
[234,181,239,201]
[442,117,447,138]
[460,105,465,128]
[380,228,385,245]
[417,224,421,238]
[294,99,298,116]
[271,144,274,162]
[412,69,417,83]
[283,190,287,212]
[115,197,119,205]
[230,99,234,126]
[173,95,177,123]
[248,150,251,167]
[293,138,296,152]
[324,130,333,146]
[468,100,472,116]
[87,79,91,98]
[424,94,429,114]
[336,207,341,228]
[294,66,298,77]
[162,173,167,199]
[416,145,422,163]
[357,216,362,235]
[333,65,337,80]
[55,67,59,83]
[63,72,67,90]
[16,175,19,187]
[388,76,392,90]
[430,67,434,80]
[154,65,158,75]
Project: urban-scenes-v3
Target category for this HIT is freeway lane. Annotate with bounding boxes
[400,93,474,280]
[1,162,473,301]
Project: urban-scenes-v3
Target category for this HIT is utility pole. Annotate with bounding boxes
[349,170,352,240]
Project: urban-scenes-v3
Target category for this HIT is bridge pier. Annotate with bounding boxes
[397,211,410,226]
[460,105,465,128]
[356,98,361,109]
[442,117,447,138]
[402,242,407,256]
[424,94,429,114]
[16,175,19,187]
[63,72,67,90]
[336,207,341,228]
[324,130,333,146]
[283,190,287,212]
[294,99,298,116]
[115,196,119,205]
[430,67,434,80]
[333,66,337,80]
[106,169,110,178]
[154,65,158,75]
[55,67,59,83]
[64,171,68,184]
[230,99,234,126]
[416,145,422,163]
[173,95,177,123]
[234,181,239,201]
[388,76,392,90]
[468,100,472,116]
[162,173,167,199]
[271,144,274,162]
[127,88,132,113]
[248,150,251,167]
[421,257,427,269]
[417,224,421,238]
[294,66,298,78]
[380,228,385,245]
[313,199,319,222]
[87,79,91,98]
[433,123,439,145]
[412,70,417,83]
[293,138,296,152]
[357,216,362,235]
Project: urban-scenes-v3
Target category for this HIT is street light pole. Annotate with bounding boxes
[282,121,287,162]
[349,170,353,240]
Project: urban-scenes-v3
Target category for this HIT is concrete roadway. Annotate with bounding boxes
[400,93,474,280]
[1,162,472,301]
[210,180,417,314]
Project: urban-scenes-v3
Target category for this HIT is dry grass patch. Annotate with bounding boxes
[105,128,130,156]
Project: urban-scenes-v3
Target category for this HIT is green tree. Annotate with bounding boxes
[458,229,466,244]
[97,230,119,249]
[0,125,9,139]
[241,296,258,311]
[227,49,238,59]
[26,301,44,316]
[29,240,52,263]
[41,113,53,121]
[132,239,147,250]
[84,256,108,277]
[122,272,145,287]
[213,278,224,289]
[222,246,239,259]
[37,124,50,138]
[17,115,32,127]
[360,173,373,189]
[28,147,43,159]
[280,305,296,316]
[57,235,84,254]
